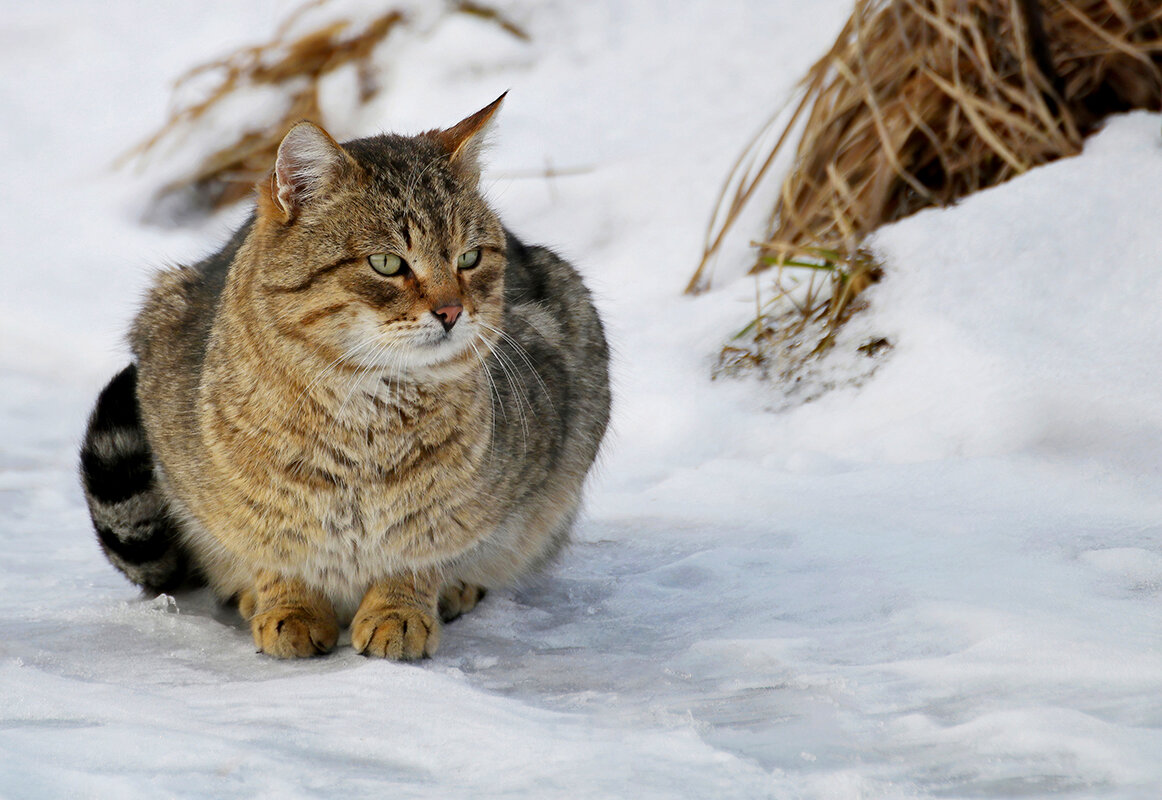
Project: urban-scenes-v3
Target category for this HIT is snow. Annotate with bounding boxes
[2,1,1160,797]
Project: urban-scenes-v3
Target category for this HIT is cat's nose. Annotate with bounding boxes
[432,304,463,332]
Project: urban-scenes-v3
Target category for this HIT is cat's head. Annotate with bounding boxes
[244,95,508,378]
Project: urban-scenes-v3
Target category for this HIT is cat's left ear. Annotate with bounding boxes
[432,93,506,181]
[266,121,354,223]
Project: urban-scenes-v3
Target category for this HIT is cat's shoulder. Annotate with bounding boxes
[130,218,251,357]
[503,228,588,309]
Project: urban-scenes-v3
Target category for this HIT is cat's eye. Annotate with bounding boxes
[368,253,405,276]
[457,249,481,270]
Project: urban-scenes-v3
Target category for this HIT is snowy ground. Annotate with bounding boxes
[3,1,1161,798]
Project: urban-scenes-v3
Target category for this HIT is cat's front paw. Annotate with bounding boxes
[351,604,440,660]
[438,581,486,623]
[250,607,339,658]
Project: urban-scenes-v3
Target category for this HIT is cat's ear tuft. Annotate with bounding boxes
[432,93,506,180]
[268,121,350,222]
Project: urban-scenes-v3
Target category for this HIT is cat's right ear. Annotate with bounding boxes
[262,122,352,223]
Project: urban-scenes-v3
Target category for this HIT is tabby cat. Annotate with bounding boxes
[79,96,611,659]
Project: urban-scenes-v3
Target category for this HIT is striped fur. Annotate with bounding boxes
[80,364,195,593]
[81,97,610,659]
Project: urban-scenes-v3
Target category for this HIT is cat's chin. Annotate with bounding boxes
[399,341,476,372]
[407,357,479,384]
[345,332,481,383]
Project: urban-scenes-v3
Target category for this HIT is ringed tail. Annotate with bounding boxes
[80,364,194,593]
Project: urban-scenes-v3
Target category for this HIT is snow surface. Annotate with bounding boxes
[2,1,1161,797]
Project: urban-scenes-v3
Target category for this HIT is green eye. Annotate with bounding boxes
[368,253,405,276]
[457,249,481,270]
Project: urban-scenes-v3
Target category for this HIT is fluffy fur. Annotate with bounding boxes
[80,97,610,659]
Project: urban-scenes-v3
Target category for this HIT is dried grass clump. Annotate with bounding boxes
[711,247,887,398]
[123,0,528,221]
[695,0,1162,393]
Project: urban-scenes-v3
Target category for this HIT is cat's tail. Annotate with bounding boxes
[80,364,196,593]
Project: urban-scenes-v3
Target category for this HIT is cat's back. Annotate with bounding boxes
[503,231,609,407]
[129,221,250,468]
[132,222,249,362]
[482,231,610,509]
[130,222,247,374]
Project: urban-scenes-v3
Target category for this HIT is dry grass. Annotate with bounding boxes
[122,0,528,219]
[693,0,1162,385]
[711,247,886,393]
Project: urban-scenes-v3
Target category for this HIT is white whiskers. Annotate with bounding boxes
[476,321,556,414]
[467,338,500,466]
[474,330,531,452]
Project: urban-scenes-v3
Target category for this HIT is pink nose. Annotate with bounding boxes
[433,304,463,331]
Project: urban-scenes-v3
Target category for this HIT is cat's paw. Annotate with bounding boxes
[438,581,486,623]
[250,607,339,658]
[351,604,440,660]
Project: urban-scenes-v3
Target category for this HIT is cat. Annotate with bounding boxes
[79,95,610,659]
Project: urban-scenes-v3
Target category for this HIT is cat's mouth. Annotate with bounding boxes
[391,322,478,369]
[420,320,468,350]
[340,313,495,375]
